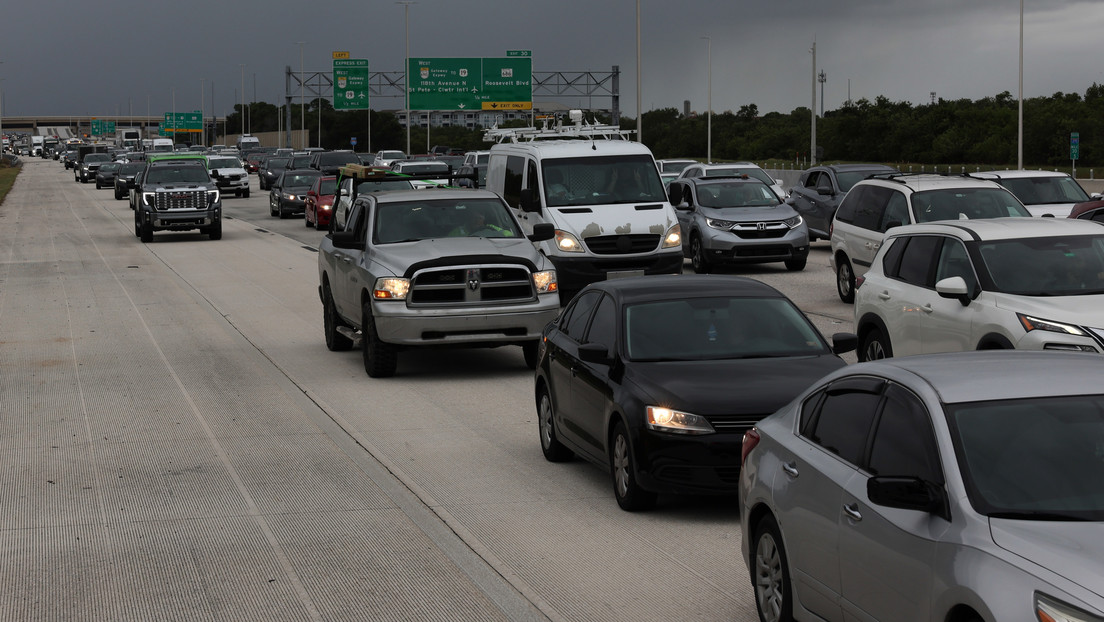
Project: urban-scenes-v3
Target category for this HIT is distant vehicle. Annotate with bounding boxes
[304,175,338,229]
[787,163,900,240]
[133,160,222,242]
[236,135,261,152]
[655,158,696,175]
[206,155,250,198]
[372,150,407,167]
[269,169,322,218]
[309,150,360,176]
[677,162,788,203]
[259,157,290,190]
[973,169,1097,218]
[113,162,145,200]
[390,160,452,188]
[116,128,142,151]
[94,162,122,189]
[150,138,174,153]
[31,135,45,156]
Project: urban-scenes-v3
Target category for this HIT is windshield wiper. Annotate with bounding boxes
[988,511,1090,521]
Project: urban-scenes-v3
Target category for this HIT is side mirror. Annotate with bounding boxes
[529,222,555,242]
[210,170,220,178]
[331,231,364,250]
[831,332,858,355]
[520,188,541,213]
[340,187,350,197]
[675,201,692,211]
[935,276,971,306]
[868,476,949,521]
[578,342,612,366]
[816,182,833,196]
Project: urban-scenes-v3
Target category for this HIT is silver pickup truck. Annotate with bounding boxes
[317,186,560,377]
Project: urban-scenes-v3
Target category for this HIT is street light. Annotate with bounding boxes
[1018,0,1024,170]
[296,42,306,150]
[700,36,711,164]
[240,63,245,138]
[397,1,415,157]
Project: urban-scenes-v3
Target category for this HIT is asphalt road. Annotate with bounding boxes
[1,158,857,621]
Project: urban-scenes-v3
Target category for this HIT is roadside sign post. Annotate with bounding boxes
[333,57,370,111]
[407,56,532,113]
[1071,132,1080,179]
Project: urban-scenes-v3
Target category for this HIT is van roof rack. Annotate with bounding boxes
[482,110,636,144]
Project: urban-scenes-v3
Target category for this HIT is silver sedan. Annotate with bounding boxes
[739,350,1104,622]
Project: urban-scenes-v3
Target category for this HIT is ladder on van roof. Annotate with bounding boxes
[482,114,635,144]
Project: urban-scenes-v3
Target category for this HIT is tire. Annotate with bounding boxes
[134,216,141,238]
[611,421,656,511]
[208,220,222,241]
[115,188,123,200]
[361,303,397,378]
[522,341,539,370]
[859,327,892,362]
[323,286,354,352]
[690,234,712,274]
[235,190,242,198]
[538,388,573,462]
[140,217,153,243]
[836,256,856,303]
[243,189,250,199]
[279,204,289,219]
[96,181,102,189]
[785,256,807,271]
[752,515,794,622]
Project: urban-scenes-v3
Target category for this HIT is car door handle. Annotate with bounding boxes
[864,242,880,250]
[781,462,799,479]
[843,503,863,522]
[877,291,891,301]
[921,304,934,314]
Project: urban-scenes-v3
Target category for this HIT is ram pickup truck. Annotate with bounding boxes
[317,185,559,377]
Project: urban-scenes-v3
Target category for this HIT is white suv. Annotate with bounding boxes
[854,218,1104,361]
[972,169,1097,217]
[830,174,1031,302]
[677,162,787,201]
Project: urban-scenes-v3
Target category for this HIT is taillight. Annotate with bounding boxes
[855,275,865,290]
[741,428,761,467]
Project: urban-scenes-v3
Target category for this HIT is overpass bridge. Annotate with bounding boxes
[1,115,224,139]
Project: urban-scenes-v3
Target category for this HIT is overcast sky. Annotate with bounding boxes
[2,0,1103,121]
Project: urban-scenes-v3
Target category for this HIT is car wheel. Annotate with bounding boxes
[323,286,353,352]
[522,341,539,370]
[611,421,656,511]
[95,181,102,189]
[836,256,855,303]
[208,220,222,241]
[114,188,123,200]
[243,189,250,199]
[538,387,573,462]
[859,327,892,362]
[279,204,289,219]
[690,234,712,274]
[361,303,397,378]
[784,256,807,271]
[139,217,153,243]
[134,215,141,238]
[753,515,794,622]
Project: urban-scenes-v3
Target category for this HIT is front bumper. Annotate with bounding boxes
[632,426,746,495]
[699,226,808,265]
[550,249,684,300]
[372,296,561,346]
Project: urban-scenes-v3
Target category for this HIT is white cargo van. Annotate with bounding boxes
[484,114,683,302]
[236,134,261,152]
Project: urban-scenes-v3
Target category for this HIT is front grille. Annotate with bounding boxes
[706,413,767,433]
[585,234,660,255]
[154,190,206,211]
[409,265,535,306]
[730,222,790,240]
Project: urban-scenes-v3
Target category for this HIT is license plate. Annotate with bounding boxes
[606,270,645,280]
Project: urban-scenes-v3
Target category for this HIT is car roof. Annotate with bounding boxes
[822,163,898,173]
[682,175,771,187]
[845,351,1104,404]
[580,274,786,304]
[490,140,654,158]
[858,173,1006,193]
[372,188,503,204]
[885,216,1104,241]
[973,169,1072,180]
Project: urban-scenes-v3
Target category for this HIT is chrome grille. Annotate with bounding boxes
[706,413,768,433]
[730,222,789,240]
[409,265,535,306]
[154,190,206,212]
[585,234,660,255]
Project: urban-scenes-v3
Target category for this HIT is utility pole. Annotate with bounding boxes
[818,70,826,117]
[810,40,817,166]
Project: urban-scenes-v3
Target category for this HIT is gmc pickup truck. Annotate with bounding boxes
[317,184,559,377]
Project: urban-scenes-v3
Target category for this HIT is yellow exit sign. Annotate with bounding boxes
[332,51,350,59]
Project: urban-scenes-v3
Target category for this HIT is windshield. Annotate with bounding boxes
[375,198,520,243]
[947,395,1104,520]
[282,173,321,188]
[145,166,210,184]
[704,166,774,186]
[977,234,1104,296]
[835,170,885,192]
[290,156,311,168]
[99,163,121,172]
[996,176,1091,205]
[266,158,289,170]
[120,163,144,174]
[397,163,449,175]
[84,154,110,163]
[207,158,241,169]
[314,178,338,195]
[659,160,694,174]
[380,151,406,160]
[319,152,359,166]
[912,188,1031,222]
[696,181,780,208]
[354,179,414,194]
[624,296,827,362]
[543,155,667,207]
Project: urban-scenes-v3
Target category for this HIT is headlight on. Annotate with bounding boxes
[207,190,220,204]
[784,215,804,229]
[532,270,558,294]
[645,406,715,435]
[662,224,682,249]
[286,194,298,201]
[141,192,155,206]
[1035,592,1104,622]
[373,277,410,300]
[706,218,737,231]
[1017,313,1086,336]
[555,230,584,253]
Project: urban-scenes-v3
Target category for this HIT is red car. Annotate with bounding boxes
[1069,199,1104,222]
[304,175,338,229]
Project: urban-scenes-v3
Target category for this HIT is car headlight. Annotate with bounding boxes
[706,218,737,231]
[141,192,155,206]
[784,215,804,229]
[532,270,558,294]
[662,224,682,249]
[1035,592,1104,622]
[1017,313,1087,336]
[207,190,220,204]
[555,230,585,253]
[373,277,410,300]
[645,406,715,435]
[286,194,298,201]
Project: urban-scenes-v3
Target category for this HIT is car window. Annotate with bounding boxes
[803,171,821,189]
[584,294,617,351]
[912,187,1031,221]
[868,385,943,483]
[834,185,866,223]
[808,385,882,466]
[935,238,979,294]
[853,186,893,231]
[978,234,1104,295]
[894,235,941,286]
[502,155,525,207]
[880,191,909,231]
[997,176,1090,205]
[560,291,602,341]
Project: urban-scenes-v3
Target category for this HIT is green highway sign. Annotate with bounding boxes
[333,58,370,111]
[408,57,532,111]
[90,119,116,136]
[1071,132,1080,160]
[162,111,203,133]
[506,50,531,57]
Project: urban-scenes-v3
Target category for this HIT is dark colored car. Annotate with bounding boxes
[285,154,313,170]
[309,150,360,175]
[259,157,290,190]
[270,169,321,219]
[534,274,856,511]
[455,163,487,189]
[95,162,122,189]
[304,175,338,229]
[787,163,899,240]
[1069,199,1104,222]
[113,162,145,200]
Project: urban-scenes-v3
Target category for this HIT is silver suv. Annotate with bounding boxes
[830,174,1031,302]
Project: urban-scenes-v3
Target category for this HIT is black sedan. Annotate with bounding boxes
[94,162,122,189]
[534,274,856,511]
[113,162,145,200]
[269,169,321,219]
[259,157,290,190]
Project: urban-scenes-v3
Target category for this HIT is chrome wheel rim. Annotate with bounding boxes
[692,238,705,271]
[838,262,853,297]
[755,532,785,622]
[539,393,554,450]
[613,433,630,498]
[864,337,886,360]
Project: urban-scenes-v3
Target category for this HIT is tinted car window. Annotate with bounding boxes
[853,186,893,231]
[502,155,525,207]
[585,294,617,351]
[868,385,942,483]
[834,185,866,223]
[810,388,881,466]
[935,238,979,295]
[880,191,909,231]
[561,291,601,341]
[895,236,941,286]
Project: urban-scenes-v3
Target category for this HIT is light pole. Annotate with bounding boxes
[200,79,205,147]
[397,1,415,156]
[818,70,826,117]
[240,63,246,138]
[171,87,176,145]
[701,36,711,163]
[1018,0,1024,170]
[810,40,817,166]
[637,0,642,142]
[296,42,306,150]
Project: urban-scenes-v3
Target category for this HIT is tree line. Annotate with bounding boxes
[225,83,1104,168]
